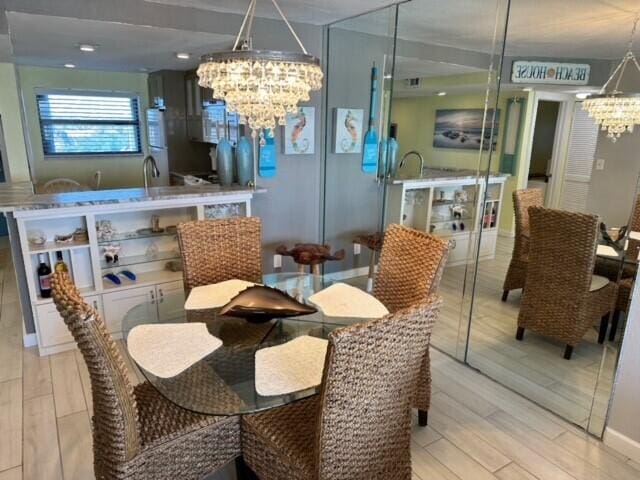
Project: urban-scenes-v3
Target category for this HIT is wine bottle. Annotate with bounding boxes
[54,251,68,273]
[37,254,52,298]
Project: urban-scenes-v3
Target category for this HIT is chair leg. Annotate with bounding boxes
[235,457,258,480]
[609,311,621,342]
[418,410,428,427]
[501,290,509,302]
[598,315,609,344]
[564,345,574,360]
[516,327,525,341]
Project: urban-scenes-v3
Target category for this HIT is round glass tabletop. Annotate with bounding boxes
[122,273,364,416]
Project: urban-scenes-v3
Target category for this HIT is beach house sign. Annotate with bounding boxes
[511,61,590,85]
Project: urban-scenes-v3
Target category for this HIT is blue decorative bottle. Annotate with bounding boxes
[379,137,400,178]
[386,137,400,177]
[236,136,254,186]
[216,135,234,186]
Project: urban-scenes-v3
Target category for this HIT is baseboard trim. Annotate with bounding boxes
[323,266,370,281]
[604,427,640,463]
[23,333,37,348]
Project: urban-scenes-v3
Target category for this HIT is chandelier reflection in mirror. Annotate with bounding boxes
[197,0,323,141]
[583,14,640,142]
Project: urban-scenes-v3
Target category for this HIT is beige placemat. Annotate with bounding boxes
[308,282,389,318]
[255,336,328,397]
[127,323,222,378]
[185,279,256,310]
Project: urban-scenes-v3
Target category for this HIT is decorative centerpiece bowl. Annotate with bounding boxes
[219,285,317,323]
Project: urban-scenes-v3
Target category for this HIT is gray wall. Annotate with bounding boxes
[247,18,324,274]
[601,72,640,446]
[586,73,640,227]
[322,23,394,274]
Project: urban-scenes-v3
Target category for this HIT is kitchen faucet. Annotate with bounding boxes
[398,150,425,178]
[142,155,160,190]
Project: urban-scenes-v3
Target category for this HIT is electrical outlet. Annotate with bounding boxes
[273,254,282,269]
[354,243,361,255]
[596,158,606,171]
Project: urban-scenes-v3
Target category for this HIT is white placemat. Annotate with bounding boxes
[255,336,328,397]
[308,282,389,318]
[127,323,222,378]
[185,279,256,310]
[629,231,640,241]
[597,245,619,258]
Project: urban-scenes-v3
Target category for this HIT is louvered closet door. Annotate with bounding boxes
[560,103,599,213]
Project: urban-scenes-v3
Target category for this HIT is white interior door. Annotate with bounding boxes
[559,103,599,213]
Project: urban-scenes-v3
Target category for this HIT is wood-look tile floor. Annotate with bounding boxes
[1,244,638,480]
[432,236,619,434]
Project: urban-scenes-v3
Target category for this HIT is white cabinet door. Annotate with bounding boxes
[157,280,186,322]
[102,286,157,334]
[36,302,73,348]
[35,294,103,348]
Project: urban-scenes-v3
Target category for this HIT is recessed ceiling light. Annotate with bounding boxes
[79,44,96,52]
[176,52,190,60]
[575,92,590,100]
[436,91,447,96]
[139,67,148,72]
[64,63,76,69]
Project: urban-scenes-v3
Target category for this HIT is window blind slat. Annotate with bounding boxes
[36,92,142,155]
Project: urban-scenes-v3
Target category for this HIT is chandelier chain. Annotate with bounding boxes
[232,0,308,54]
[627,13,639,52]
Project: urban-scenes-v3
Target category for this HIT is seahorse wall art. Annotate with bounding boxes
[334,108,364,154]
[284,107,315,155]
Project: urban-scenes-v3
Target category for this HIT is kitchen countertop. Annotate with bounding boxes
[391,168,509,185]
[0,184,265,212]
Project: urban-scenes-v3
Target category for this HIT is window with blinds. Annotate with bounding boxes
[36,92,142,156]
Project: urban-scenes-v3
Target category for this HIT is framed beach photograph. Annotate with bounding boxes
[433,109,500,151]
[283,107,315,155]
[334,108,364,154]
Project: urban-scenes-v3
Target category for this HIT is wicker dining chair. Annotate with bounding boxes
[177,217,262,292]
[50,272,241,480]
[372,223,449,426]
[516,207,617,360]
[605,277,634,343]
[241,296,442,480]
[502,188,544,301]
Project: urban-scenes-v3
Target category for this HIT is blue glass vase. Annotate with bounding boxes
[216,137,234,186]
[386,137,400,177]
[236,136,254,186]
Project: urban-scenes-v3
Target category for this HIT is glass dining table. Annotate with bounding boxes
[122,273,365,416]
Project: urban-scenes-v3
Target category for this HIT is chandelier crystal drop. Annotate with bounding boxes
[583,14,640,142]
[197,0,323,140]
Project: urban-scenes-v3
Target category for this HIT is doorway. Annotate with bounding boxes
[527,100,560,204]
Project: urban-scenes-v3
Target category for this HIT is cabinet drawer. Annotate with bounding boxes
[447,235,470,264]
[478,231,497,257]
[36,294,102,348]
[102,286,157,334]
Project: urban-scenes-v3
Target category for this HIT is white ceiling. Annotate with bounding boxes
[394,56,483,80]
[143,0,394,26]
[2,0,640,73]
[6,12,235,72]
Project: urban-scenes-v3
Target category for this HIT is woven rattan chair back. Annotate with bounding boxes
[502,188,544,295]
[177,217,262,292]
[51,272,141,474]
[373,224,449,313]
[519,207,600,337]
[315,296,442,479]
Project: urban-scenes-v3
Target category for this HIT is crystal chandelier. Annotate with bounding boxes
[197,0,323,140]
[583,14,640,142]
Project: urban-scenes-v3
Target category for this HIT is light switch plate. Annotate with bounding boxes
[354,243,361,255]
[596,158,605,170]
[273,254,282,269]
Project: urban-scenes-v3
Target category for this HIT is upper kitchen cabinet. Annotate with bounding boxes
[148,72,165,109]
[185,70,215,142]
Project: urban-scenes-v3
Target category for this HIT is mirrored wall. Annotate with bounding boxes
[323,0,639,438]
